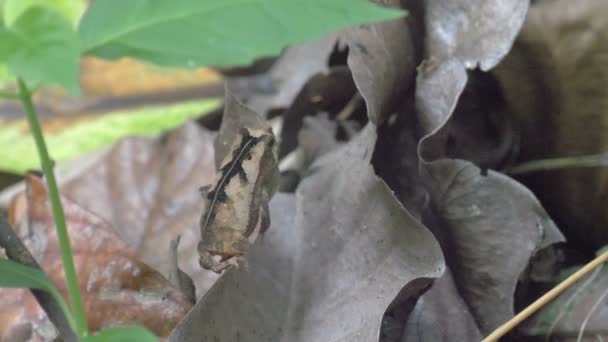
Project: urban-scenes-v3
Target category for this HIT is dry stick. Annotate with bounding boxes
[506,152,608,175]
[482,249,608,342]
[0,215,78,342]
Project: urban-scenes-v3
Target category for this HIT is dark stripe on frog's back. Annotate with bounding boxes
[205,132,260,211]
[201,132,260,238]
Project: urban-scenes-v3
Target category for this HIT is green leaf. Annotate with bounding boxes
[82,327,157,342]
[0,259,77,331]
[0,6,80,93]
[79,0,405,68]
[0,99,220,174]
[3,0,87,27]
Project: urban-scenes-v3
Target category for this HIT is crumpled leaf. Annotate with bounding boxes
[424,0,529,70]
[171,124,444,341]
[415,56,564,335]
[3,174,192,338]
[402,268,482,342]
[342,0,415,125]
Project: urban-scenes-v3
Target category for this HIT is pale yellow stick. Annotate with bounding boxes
[482,249,608,342]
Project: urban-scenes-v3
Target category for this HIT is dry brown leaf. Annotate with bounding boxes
[58,122,219,295]
[0,288,55,341]
[2,174,192,338]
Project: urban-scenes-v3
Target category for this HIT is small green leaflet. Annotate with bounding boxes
[82,326,157,342]
[0,259,77,331]
[3,0,86,27]
[0,6,80,92]
[79,0,406,69]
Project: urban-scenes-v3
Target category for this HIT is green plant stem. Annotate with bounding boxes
[0,215,78,342]
[17,78,88,337]
[0,90,20,99]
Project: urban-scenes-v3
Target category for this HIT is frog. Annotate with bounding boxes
[198,127,278,273]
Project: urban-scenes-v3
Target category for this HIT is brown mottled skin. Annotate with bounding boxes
[198,127,278,273]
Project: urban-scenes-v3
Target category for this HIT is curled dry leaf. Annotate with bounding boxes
[404,0,567,335]
[3,174,192,338]
[416,56,564,335]
[171,125,444,341]
[423,0,529,70]
[342,0,416,125]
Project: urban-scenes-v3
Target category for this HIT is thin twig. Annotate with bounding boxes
[336,93,363,122]
[506,152,608,175]
[0,215,77,342]
[482,249,608,341]
[17,78,88,336]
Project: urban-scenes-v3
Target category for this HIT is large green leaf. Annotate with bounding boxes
[82,327,157,342]
[79,0,405,68]
[0,6,80,92]
[0,259,77,331]
[3,0,86,27]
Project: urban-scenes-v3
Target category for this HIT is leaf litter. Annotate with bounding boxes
[2,0,608,340]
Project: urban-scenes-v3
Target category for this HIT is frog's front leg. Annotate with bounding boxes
[199,251,244,274]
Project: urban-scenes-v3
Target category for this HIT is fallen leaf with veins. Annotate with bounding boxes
[1,174,192,339]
